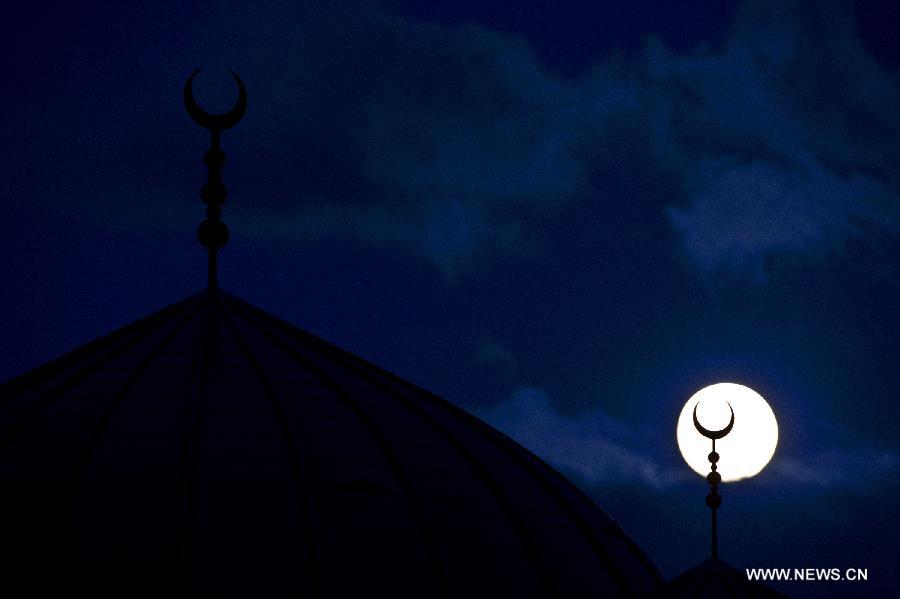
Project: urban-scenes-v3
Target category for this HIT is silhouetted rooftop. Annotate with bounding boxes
[658,558,788,598]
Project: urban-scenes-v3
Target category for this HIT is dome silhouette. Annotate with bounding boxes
[0,291,662,597]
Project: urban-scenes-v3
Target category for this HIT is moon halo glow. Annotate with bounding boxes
[676,383,778,482]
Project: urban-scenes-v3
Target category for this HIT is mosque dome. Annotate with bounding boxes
[0,290,662,597]
[0,70,669,597]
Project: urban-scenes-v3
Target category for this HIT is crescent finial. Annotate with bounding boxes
[693,401,735,440]
[184,68,247,131]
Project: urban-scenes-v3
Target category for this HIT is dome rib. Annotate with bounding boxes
[219,303,322,598]
[226,294,559,597]
[229,293,662,595]
[174,301,214,583]
[224,295,451,597]
[53,296,208,570]
[489,420,663,582]
[0,295,202,454]
[0,294,198,399]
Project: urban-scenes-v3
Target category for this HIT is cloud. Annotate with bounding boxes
[476,387,687,489]
[644,1,900,279]
[476,387,899,492]
[218,4,588,277]
[770,448,898,487]
[667,158,892,278]
[472,339,518,381]
[226,0,900,280]
[16,0,900,282]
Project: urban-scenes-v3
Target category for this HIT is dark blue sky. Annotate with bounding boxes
[3,0,898,595]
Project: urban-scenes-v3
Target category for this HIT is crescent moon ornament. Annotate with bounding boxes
[184,68,247,131]
[693,401,735,440]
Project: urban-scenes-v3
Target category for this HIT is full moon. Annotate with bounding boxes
[676,383,778,482]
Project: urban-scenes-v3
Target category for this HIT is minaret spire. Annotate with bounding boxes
[183,68,247,290]
[692,401,735,560]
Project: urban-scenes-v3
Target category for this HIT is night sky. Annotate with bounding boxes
[3,1,899,596]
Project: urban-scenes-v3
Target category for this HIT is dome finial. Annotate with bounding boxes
[693,401,734,560]
[184,68,247,290]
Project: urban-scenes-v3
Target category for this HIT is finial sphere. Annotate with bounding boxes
[198,219,229,249]
[184,68,247,131]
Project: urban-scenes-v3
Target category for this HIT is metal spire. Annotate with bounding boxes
[183,68,247,290]
[692,401,735,560]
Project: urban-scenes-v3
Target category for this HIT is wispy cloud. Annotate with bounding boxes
[222,0,900,280]
[17,1,900,282]
[472,339,518,382]
[667,158,892,279]
[770,448,898,487]
[647,1,900,279]
[476,387,688,489]
[476,386,899,491]
[222,6,588,278]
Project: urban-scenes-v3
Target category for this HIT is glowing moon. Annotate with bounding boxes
[676,383,778,482]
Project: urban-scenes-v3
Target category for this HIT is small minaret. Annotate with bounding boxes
[660,401,785,596]
[183,69,247,290]
[692,400,734,560]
